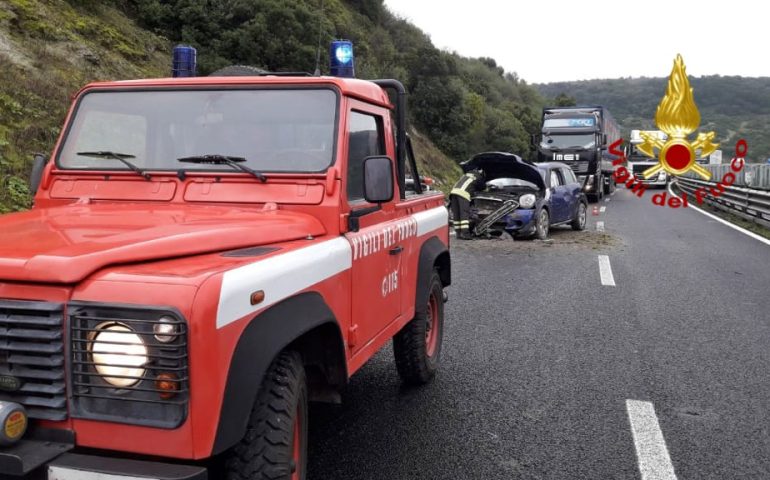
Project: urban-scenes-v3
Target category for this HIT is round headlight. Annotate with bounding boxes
[658,171,667,180]
[90,323,148,387]
[153,316,179,343]
[519,194,536,209]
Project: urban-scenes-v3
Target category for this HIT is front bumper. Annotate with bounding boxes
[46,454,206,480]
[0,428,73,477]
[480,208,536,235]
[0,433,205,480]
[633,174,668,186]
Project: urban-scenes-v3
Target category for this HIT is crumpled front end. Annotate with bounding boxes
[470,194,537,236]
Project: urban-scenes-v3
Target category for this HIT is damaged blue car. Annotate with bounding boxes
[467,152,588,240]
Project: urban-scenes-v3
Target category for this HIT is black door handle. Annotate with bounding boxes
[389,246,404,255]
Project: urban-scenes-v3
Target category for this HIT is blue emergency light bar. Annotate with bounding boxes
[330,40,355,78]
[172,45,197,78]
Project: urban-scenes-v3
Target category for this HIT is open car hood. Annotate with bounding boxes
[461,152,546,190]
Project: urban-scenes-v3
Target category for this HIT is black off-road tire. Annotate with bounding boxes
[393,270,444,385]
[224,351,308,480]
[571,201,587,231]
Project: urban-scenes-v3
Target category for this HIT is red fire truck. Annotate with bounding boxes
[0,44,450,479]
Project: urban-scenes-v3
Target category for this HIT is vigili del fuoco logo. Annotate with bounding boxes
[609,54,748,208]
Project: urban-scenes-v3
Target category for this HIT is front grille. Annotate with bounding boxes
[570,161,589,173]
[70,305,189,429]
[473,196,505,214]
[0,300,67,421]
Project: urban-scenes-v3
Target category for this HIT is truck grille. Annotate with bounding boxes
[0,300,67,421]
[571,161,589,174]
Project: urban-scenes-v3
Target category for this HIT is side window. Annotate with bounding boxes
[550,170,562,188]
[563,168,577,184]
[347,111,385,201]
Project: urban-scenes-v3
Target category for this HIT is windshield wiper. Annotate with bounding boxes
[177,155,267,182]
[77,151,151,180]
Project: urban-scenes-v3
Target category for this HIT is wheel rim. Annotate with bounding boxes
[539,211,548,237]
[579,204,586,228]
[425,292,439,358]
[291,406,301,480]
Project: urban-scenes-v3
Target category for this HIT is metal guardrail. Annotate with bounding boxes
[674,176,770,229]
[680,164,770,190]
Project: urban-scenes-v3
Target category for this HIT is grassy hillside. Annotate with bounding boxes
[0,0,169,212]
[537,76,770,162]
[0,0,528,212]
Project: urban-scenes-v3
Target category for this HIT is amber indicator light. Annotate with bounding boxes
[155,373,179,400]
[250,290,265,306]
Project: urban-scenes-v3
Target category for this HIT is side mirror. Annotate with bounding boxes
[363,156,394,204]
[29,153,47,196]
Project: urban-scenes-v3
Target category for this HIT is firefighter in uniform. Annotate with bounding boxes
[449,169,485,239]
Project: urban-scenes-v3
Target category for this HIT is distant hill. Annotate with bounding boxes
[0,0,555,212]
[537,76,770,163]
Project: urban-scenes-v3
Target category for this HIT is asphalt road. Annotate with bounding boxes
[307,186,770,479]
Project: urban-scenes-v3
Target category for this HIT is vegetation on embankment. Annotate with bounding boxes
[0,0,168,212]
[0,0,546,212]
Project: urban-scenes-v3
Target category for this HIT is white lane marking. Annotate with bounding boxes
[626,400,678,480]
[598,255,615,286]
[596,221,605,232]
[217,238,351,328]
[414,206,449,236]
[605,197,611,202]
[668,183,770,247]
[600,206,607,213]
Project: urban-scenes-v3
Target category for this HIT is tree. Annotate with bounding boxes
[553,92,577,107]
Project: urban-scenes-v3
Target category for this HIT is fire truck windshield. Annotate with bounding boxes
[57,88,338,173]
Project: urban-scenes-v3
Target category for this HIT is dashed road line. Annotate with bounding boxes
[600,206,607,213]
[596,221,605,232]
[605,197,611,202]
[626,400,678,480]
[598,255,615,286]
[668,183,770,247]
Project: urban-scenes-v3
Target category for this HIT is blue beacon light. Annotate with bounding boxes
[172,45,197,78]
[330,40,355,78]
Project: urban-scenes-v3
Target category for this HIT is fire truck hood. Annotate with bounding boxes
[0,203,326,284]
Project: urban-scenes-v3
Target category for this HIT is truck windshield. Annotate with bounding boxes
[540,134,595,150]
[57,88,338,173]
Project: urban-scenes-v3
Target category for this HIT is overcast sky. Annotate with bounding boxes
[383,0,767,84]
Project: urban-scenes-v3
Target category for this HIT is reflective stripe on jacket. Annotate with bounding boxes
[450,173,479,201]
